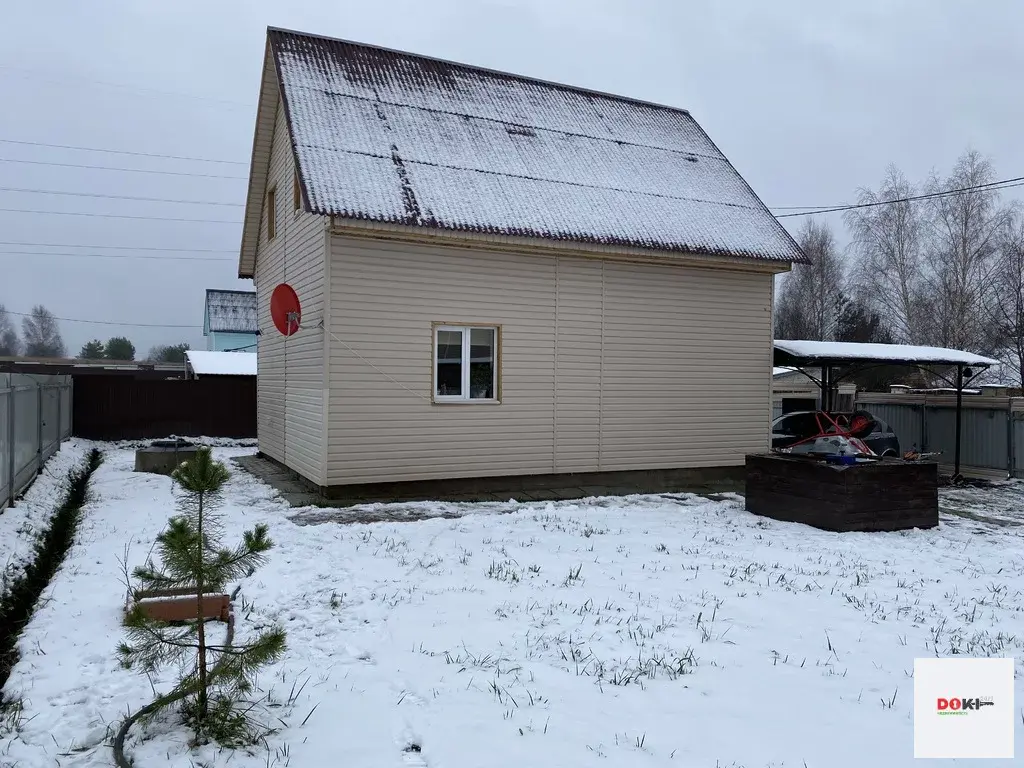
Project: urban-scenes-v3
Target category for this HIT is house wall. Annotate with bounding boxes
[253,99,328,484]
[207,331,258,352]
[325,234,774,486]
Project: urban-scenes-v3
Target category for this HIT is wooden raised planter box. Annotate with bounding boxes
[745,453,938,532]
[128,588,231,623]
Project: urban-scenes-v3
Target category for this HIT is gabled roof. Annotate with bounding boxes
[204,289,257,334]
[238,27,803,277]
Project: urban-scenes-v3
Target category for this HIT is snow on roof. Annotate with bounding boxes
[185,351,257,376]
[205,290,257,334]
[267,28,803,264]
[774,340,999,367]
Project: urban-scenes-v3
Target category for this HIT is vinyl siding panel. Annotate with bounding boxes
[554,258,602,472]
[599,262,770,468]
[326,235,773,485]
[327,237,556,484]
[254,98,327,485]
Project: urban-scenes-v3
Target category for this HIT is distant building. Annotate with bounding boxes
[203,289,257,352]
[772,367,856,419]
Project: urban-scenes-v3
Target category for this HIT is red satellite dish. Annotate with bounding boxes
[270,283,302,337]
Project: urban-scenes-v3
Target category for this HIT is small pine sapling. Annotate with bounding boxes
[118,447,286,745]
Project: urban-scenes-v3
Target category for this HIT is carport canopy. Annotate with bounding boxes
[772,340,998,370]
[772,340,1000,479]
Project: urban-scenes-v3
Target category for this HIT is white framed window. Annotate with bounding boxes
[434,325,498,402]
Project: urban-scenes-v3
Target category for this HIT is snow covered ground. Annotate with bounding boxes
[0,439,91,583]
[2,445,1023,767]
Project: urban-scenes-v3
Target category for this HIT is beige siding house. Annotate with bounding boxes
[238,27,804,496]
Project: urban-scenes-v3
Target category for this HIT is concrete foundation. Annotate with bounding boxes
[234,453,745,508]
[134,439,200,476]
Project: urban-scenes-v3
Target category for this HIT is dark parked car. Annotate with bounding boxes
[771,410,901,457]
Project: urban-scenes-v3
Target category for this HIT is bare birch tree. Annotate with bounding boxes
[844,165,927,343]
[21,305,65,358]
[0,304,20,356]
[922,149,1012,352]
[986,214,1024,385]
[774,218,846,340]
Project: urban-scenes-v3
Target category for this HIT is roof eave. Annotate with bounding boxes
[328,215,795,272]
[238,37,281,279]
[685,114,805,266]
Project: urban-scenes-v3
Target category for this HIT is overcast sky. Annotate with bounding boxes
[2,0,1022,356]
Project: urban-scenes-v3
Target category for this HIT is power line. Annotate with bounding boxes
[0,63,255,110]
[0,208,240,225]
[0,157,247,180]
[0,250,232,262]
[4,307,200,329]
[0,138,248,165]
[0,240,234,253]
[772,176,1024,218]
[0,186,243,207]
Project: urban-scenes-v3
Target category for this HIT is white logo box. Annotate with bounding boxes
[914,657,1015,759]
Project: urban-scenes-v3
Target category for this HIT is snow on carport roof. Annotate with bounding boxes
[773,340,999,368]
[185,351,257,376]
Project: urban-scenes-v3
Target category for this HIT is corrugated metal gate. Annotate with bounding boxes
[1,373,73,512]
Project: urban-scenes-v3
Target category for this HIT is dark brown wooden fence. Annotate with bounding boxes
[72,376,256,440]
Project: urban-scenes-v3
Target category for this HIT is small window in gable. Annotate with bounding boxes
[434,325,499,402]
[267,185,277,241]
[293,170,301,212]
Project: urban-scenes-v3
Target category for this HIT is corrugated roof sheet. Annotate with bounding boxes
[269,28,803,263]
[205,290,257,333]
[186,350,257,376]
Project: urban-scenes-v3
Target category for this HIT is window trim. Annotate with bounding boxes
[432,323,500,404]
[267,185,277,241]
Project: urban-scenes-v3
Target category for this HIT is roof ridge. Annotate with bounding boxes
[266,25,693,118]
[283,80,722,161]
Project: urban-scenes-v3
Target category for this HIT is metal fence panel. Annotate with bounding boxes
[0,376,9,512]
[40,386,61,461]
[1,373,72,510]
[858,394,1022,477]
[922,405,1008,471]
[859,402,924,454]
[12,381,40,495]
[60,384,72,438]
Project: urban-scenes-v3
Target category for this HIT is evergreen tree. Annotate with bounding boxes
[104,336,136,361]
[148,342,190,363]
[118,448,285,745]
[79,339,106,359]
